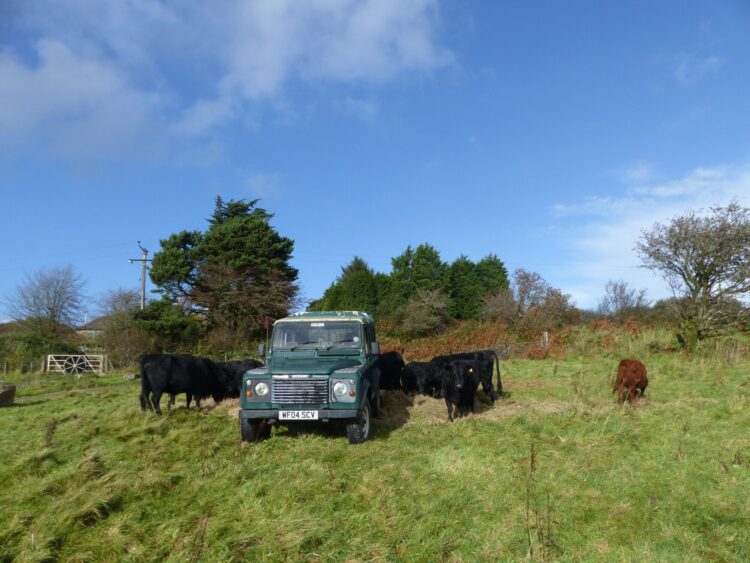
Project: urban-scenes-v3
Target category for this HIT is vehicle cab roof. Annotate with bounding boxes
[276,311,375,324]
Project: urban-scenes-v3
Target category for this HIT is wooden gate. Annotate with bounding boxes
[46,355,106,376]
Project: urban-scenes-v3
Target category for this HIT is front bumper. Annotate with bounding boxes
[239,409,360,421]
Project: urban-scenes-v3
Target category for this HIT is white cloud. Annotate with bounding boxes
[179,0,452,133]
[0,40,167,156]
[673,53,724,85]
[174,97,236,138]
[0,0,451,154]
[246,173,284,200]
[339,97,379,122]
[553,163,750,309]
[635,166,734,198]
[617,162,655,184]
[552,196,641,218]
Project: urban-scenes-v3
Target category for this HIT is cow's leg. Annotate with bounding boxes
[446,399,454,422]
[168,394,175,410]
[186,393,193,408]
[617,384,625,405]
[629,386,637,403]
[482,380,496,403]
[195,397,201,409]
[140,378,153,412]
[151,391,163,415]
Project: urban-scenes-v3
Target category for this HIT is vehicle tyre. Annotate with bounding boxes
[371,388,381,418]
[346,398,371,445]
[240,417,271,442]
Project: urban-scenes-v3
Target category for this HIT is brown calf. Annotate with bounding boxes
[613,359,648,404]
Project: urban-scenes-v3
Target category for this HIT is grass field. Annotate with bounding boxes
[2,338,750,561]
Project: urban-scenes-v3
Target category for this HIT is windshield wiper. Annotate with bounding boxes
[323,340,357,350]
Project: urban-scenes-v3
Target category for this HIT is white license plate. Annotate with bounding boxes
[279,410,319,420]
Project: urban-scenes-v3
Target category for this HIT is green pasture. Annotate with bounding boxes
[2,346,750,561]
[4,372,135,400]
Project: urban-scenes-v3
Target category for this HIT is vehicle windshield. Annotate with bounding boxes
[272,321,363,350]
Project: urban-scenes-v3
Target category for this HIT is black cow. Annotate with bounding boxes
[166,358,264,408]
[219,359,264,397]
[403,361,444,397]
[431,349,502,402]
[401,361,419,394]
[442,359,480,421]
[379,351,405,390]
[140,354,233,415]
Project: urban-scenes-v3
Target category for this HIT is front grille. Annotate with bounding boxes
[272,379,329,404]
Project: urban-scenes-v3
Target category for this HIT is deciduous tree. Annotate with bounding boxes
[597,280,649,321]
[97,288,140,315]
[637,202,750,348]
[484,268,576,336]
[5,265,86,339]
[401,289,449,337]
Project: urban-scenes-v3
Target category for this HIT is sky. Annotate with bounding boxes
[1,0,749,319]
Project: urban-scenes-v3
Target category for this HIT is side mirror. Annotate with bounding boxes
[371,342,380,356]
[258,343,266,358]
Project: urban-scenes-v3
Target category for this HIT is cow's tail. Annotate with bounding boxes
[492,350,503,396]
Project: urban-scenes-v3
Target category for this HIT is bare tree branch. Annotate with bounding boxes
[4,265,87,339]
[597,280,650,321]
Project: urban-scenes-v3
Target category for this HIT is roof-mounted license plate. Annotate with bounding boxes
[279,410,318,420]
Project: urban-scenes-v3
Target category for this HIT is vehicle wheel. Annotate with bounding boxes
[371,389,381,418]
[346,398,371,445]
[240,417,271,442]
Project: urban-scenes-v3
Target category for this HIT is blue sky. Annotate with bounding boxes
[1,0,749,319]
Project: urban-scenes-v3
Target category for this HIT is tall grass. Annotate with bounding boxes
[384,319,750,366]
[2,329,750,561]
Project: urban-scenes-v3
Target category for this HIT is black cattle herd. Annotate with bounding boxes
[139,354,262,415]
[139,350,503,422]
[379,350,503,421]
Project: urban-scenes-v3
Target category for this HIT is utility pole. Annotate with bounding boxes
[129,241,152,310]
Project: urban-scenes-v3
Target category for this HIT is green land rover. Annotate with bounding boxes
[239,311,381,444]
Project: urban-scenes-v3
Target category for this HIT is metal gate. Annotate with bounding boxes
[46,355,106,376]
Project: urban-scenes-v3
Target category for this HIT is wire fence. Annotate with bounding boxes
[1,357,46,375]
[0,350,264,378]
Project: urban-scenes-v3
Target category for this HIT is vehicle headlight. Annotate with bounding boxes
[333,381,348,397]
[255,381,269,396]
